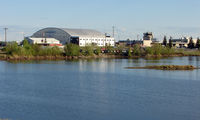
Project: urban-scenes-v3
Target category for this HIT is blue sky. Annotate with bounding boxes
[0,0,200,41]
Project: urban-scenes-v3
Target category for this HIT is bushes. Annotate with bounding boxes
[64,43,80,56]
[80,46,94,56]
[145,44,162,55]
[6,42,191,58]
[84,46,94,56]
[5,41,63,56]
[161,47,175,55]
[145,47,153,55]
[94,47,101,55]
[5,42,21,55]
[5,42,102,57]
[128,47,132,57]
[133,44,141,56]
[118,44,176,57]
[145,44,175,56]
[38,46,62,56]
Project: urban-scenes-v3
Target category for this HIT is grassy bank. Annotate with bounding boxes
[127,44,200,57]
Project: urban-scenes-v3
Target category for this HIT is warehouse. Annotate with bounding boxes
[31,27,115,47]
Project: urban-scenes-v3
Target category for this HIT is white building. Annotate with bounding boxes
[26,37,63,47]
[32,27,115,47]
[79,37,115,47]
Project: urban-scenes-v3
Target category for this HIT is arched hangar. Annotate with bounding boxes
[32,27,115,46]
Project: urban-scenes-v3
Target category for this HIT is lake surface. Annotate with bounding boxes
[0,56,200,120]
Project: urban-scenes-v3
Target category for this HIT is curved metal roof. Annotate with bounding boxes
[60,28,105,37]
[33,27,105,38]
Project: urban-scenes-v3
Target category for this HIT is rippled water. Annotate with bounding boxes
[0,56,200,120]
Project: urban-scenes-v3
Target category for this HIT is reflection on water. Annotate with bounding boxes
[0,57,200,120]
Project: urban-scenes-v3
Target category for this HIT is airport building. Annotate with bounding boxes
[143,32,158,47]
[31,27,115,47]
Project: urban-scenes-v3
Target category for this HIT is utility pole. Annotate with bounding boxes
[4,28,8,44]
[112,26,115,38]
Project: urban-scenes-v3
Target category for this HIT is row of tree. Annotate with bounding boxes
[4,39,114,56]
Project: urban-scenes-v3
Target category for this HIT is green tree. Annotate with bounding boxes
[133,44,141,56]
[163,36,167,46]
[196,37,200,49]
[128,47,132,57]
[152,44,162,55]
[22,39,34,56]
[64,44,80,56]
[188,37,195,49]
[169,36,173,48]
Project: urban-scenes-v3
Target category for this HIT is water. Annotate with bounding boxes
[0,56,200,120]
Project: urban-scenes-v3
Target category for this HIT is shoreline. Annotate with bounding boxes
[1,54,200,61]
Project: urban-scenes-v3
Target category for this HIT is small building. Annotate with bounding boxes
[171,37,197,48]
[26,37,62,47]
